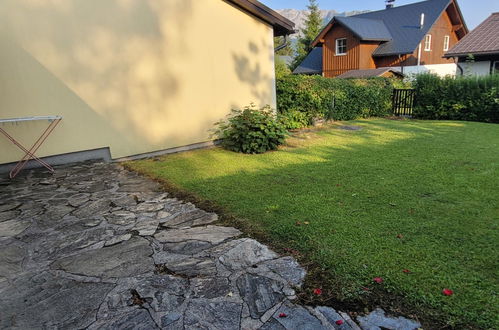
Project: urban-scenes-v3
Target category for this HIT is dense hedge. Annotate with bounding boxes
[413,74,499,123]
[276,75,403,127]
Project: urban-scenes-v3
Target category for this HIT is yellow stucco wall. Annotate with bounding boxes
[0,0,276,163]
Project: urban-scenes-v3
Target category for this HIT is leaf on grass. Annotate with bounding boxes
[313,288,323,295]
[442,288,454,296]
[373,277,384,284]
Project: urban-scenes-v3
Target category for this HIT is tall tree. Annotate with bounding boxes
[292,0,323,69]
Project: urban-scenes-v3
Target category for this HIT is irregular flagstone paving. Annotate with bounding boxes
[0,162,421,330]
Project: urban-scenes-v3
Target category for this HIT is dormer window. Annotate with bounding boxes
[336,38,347,55]
[424,34,432,51]
[443,35,450,51]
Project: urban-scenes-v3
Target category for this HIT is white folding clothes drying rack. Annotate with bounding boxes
[0,116,62,178]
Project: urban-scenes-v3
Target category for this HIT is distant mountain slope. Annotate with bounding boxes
[276,9,370,37]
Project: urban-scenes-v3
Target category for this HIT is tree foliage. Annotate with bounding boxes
[292,0,323,69]
[274,36,293,56]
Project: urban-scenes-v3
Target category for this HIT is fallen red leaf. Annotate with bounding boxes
[362,287,370,291]
[403,269,411,273]
[335,319,344,325]
[278,313,287,318]
[373,277,384,284]
[313,288,323,295]
[442,288,454,296]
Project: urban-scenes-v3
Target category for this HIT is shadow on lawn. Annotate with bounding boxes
[128,120,498,329]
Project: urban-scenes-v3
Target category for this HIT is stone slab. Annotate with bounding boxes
[0,219,31,237]
[218,239,278,270]
[52,237,154,278]
[0,272,114,329]
[184,299,242,329]
[356,308,421,330]
[154,225,241,245]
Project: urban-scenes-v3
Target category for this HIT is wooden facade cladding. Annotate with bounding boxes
[374,9,459,68]
[416,9,458,65]
[323,24,361,77]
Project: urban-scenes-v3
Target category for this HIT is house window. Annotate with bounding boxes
[336,38,347,55]
[443,35,450,51]
[424,34,432,51]
[493,61,499,75]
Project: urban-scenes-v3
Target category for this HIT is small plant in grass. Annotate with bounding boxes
[214,104,288,154]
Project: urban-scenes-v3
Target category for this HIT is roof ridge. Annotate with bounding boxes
[351,0,450,17]
[336,16,385,23]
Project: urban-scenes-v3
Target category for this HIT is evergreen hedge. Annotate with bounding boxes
[413,73,499,123]
[276,75,403,128]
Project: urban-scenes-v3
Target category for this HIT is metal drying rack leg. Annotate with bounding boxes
[0,118,62,178]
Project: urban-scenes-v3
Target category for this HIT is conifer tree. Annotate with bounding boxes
[292,0,323,69]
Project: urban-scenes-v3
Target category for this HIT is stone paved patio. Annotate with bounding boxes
[0,162,421,330]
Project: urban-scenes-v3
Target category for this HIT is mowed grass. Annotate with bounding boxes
[128,119,499,328]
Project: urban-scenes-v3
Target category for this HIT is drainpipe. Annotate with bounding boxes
[275,35,289,52]
[417,43,422,66]
[417,13,424,67]
[454,57,464,76]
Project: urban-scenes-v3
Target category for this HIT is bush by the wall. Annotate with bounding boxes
[413,73,499,123]
[276,75,402,127]
[214,104,287,154]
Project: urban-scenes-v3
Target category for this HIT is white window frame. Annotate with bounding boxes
[424,34,432,51]
[443,35,450,51]
[335,38,347,55]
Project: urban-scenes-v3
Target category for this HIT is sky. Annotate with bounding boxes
[260,0,499,30]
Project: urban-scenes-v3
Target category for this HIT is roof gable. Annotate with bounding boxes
[312,0,466,56]
[354,0,453,56]
[445,12,499,57]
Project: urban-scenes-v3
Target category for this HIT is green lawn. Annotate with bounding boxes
[128,119,499,328]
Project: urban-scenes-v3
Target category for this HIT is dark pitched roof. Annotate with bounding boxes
[352,0,453,56]
[226,0,295,36]
[312,0,467,57]
[292,47,323,75]
[445,12,499,57]
[334,17,392,41]
[337,68,404,78]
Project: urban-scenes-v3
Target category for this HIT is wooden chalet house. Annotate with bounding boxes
[294,0,468,78]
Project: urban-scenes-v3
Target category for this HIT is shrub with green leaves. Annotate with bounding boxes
[215,104,287,154]
[413,73,499,123]
[276,75,402,127]
[278,108,312,129]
